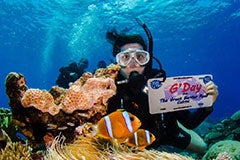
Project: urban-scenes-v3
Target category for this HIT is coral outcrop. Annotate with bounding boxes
[60,77,116,114]
[201,110,240,160]
[5,64,120,149]
[203,109,240,148]
[5,63,238,159]
[202,140,240,160]
[21,89,60,115]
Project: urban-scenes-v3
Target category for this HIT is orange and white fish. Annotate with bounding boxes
[125,129,156,151]
[94,109,141,142]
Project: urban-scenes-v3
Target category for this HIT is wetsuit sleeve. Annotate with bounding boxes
[176,107,213,129]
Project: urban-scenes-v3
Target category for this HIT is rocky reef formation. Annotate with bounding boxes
[3,63,240,159]
[202,110,240,160]
[2,63,197,160]
[203,140,240,160]
[4,64,120,150]
[203,110,240,147]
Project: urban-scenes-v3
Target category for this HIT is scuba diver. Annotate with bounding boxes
[97,60,107,68]
[93,60,107,73]
[106,18,218,154]
[56,58,88,88]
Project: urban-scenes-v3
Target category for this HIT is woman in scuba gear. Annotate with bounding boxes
[106,29,218,154]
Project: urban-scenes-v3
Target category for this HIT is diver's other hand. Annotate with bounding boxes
[206,81,218,103]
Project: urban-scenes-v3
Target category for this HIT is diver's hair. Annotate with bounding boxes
[106,29,147,57]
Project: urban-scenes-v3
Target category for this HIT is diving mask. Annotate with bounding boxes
[116,48,150,67]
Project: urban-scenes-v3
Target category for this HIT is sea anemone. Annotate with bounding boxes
[0,142,32,160]
[43,134,194,160]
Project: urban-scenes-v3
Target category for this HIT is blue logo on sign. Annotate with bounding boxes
[199,75,212,84]
[150,80,162,89]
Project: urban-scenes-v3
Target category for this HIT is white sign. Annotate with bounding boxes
[148,74,213,114]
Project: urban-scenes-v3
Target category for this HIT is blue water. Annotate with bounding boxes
[0,0,239,120]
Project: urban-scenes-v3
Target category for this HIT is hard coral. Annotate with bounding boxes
[94,63,120,79]
[49,86,66,105]
[21,75,116,115]
[5,72,28,119]
[203,109,240,147]
[5,64,121,149]
[203,140,240,160]
[215,152,232,160]
[60,77,116,114]
[21,89,60,116]
[5,72,28,100]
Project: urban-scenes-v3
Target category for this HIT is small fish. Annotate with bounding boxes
[67,122,75,127]
[57,126,68,130]
[94,109,141,142]
[47,123,58,130]
[125,129,156,151]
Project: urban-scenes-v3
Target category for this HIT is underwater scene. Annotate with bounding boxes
[0,0,240,159]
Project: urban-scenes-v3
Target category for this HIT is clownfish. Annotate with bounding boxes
[94,109,141,142]
[125,129,156,151]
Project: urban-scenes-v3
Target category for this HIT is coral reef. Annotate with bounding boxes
[5,72,28,127]
[215,152,233,160]
[0,108,12,128]
[60,77,116,114]
[4,64,120,150]
[4,64,238,159]
[203,110,240,148]
[202,140,240,160]
[21,89,60,115]
[200,110,240,160]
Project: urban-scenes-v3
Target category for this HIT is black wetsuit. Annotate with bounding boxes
[107,69,213,149]
[56,62,83,88]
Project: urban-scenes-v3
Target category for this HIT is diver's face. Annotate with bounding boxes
[119,43,145,78]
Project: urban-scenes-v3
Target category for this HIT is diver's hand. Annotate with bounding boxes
[206,81,218,103]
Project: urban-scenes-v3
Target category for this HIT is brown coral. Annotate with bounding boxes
[21,77,116,115]
[5,72,28,120]
[5,64,121,149]
[94,63,120,79]
[20,64,119,115]
[49,86,66,105]
[60,77,116,114]
[5,72,28,100]
[21,89,60,116]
